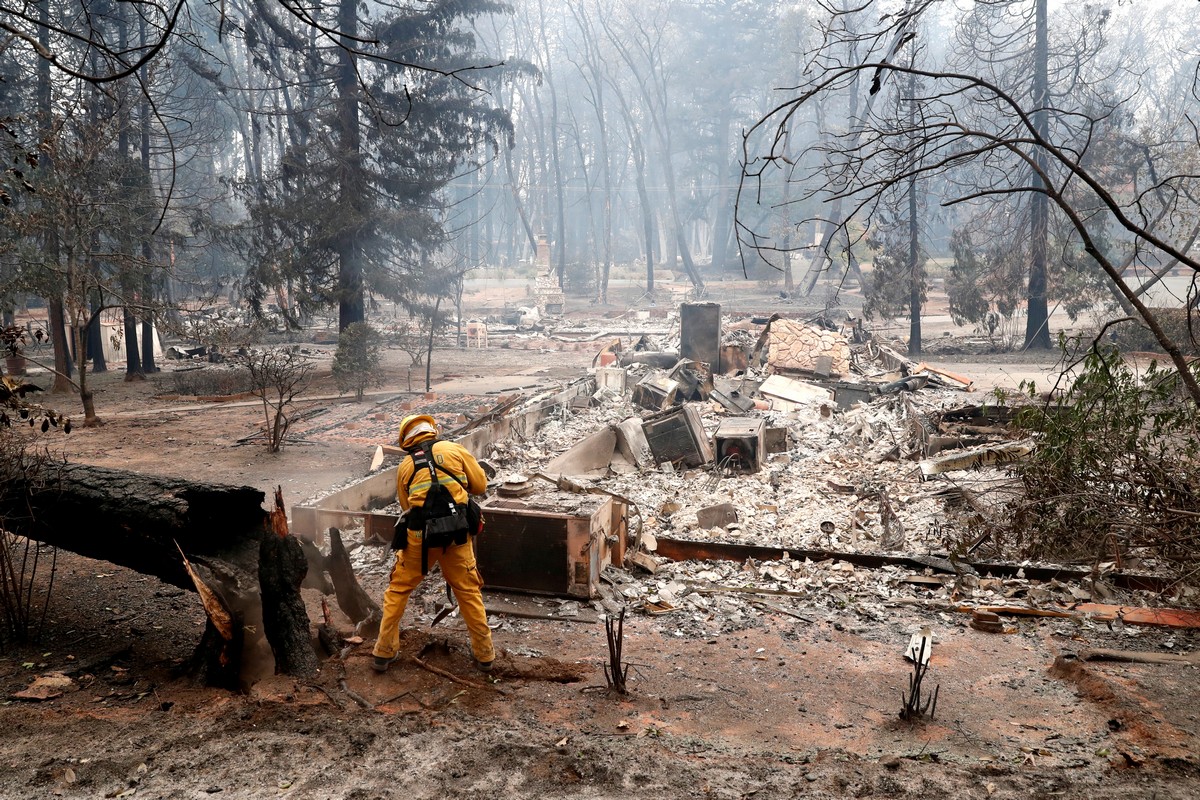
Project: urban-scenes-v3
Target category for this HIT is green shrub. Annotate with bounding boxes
[1005,345,1200,584]
[332,322,383,401]
[1108,310,1200,356]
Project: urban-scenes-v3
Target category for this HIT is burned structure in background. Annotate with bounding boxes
[291,302,1182,643]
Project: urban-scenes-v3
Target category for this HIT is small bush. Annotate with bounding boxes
[0,426,59,647]
[332,322,383,402]
[168,366,254,397]
[247,348,314,453]
[1000,344,1200,584]
[381,319,428,366]
[562,261,597,298]
[1108,310,1200,356]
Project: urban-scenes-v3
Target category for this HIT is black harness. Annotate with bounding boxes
[398,440,470,573]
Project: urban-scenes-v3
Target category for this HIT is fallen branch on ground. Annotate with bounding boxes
[412,655,505,694]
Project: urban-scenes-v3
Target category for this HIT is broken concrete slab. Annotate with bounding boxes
[368,446,386,472]
[758,374,834,408]
[543,426,619,479]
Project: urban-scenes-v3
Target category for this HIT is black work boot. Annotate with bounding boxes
[372,654,400,673]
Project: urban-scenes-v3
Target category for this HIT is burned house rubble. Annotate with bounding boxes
[300,304,1193,643]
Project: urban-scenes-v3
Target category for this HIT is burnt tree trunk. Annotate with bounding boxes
[0,463,317,686]
[1,463,266,587]
[260,533,319,678]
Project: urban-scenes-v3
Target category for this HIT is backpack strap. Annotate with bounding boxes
[404,441,469,574]
[404,440,468,492]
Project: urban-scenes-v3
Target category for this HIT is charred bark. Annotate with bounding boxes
[191,613,245,691]
[0,463,318,685]
[0,463,267,589]
[259,533,318,678]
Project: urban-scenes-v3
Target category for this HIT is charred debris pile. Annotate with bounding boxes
[336,303,1195,643]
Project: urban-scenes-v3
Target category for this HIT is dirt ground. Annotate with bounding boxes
[2,285,1199,799]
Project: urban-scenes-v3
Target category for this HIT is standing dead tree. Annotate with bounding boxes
[246,347,314,452]
[738,1,1200,406]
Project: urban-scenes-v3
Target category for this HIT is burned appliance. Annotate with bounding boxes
[475,490,626,598]
[631,371,680,411]
[712,417,765,472]
[641,404,713,468]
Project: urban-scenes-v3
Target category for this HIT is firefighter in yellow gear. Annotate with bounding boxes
[372,414,495,673]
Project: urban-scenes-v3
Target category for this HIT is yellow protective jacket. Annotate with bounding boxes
[396,438,488,516]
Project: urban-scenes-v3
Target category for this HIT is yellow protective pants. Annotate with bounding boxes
[373,530,495,664]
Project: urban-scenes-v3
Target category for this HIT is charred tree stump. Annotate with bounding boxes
[192,615,245,692]
[260,489,319,678]
[260,533,318,677]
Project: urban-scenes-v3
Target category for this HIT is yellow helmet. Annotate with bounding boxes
[398,414,438,449]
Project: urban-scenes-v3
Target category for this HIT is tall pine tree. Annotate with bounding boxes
[242,0,516,331]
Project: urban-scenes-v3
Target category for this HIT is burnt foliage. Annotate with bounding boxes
[1006,345,1200,587]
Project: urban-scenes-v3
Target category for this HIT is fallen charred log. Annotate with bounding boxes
[1,463,266,589]
[0,462,317,687]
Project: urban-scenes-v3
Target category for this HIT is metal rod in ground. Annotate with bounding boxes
[900,636,939,720]
[603,608,629,694]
